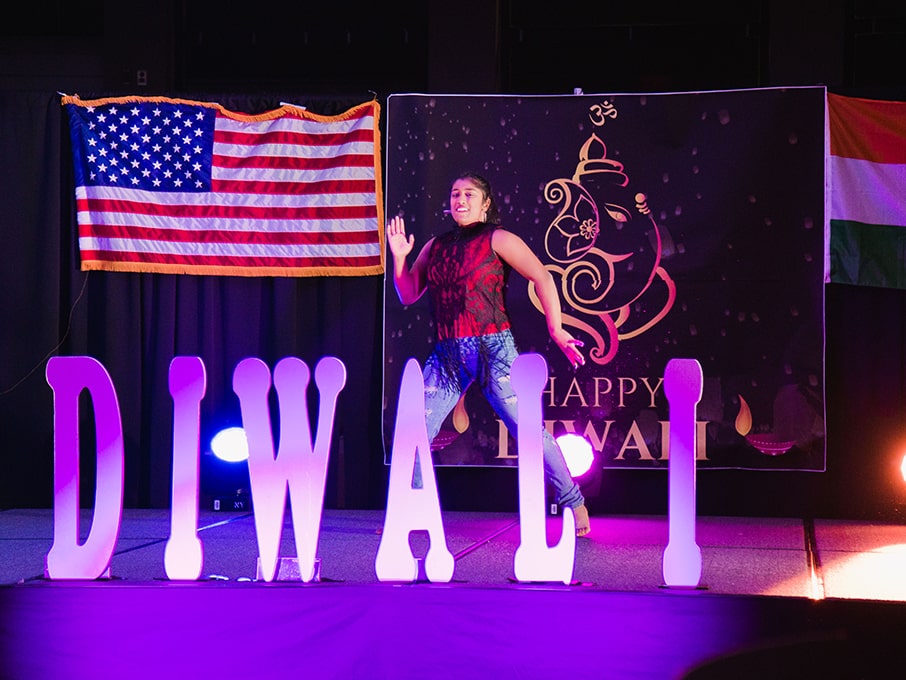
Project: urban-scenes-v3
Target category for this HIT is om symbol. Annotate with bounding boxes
[589,100,617,127]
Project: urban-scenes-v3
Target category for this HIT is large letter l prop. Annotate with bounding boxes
[512,353,575,584]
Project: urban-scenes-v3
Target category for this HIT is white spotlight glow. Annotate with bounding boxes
[210,427,249,463]
[901,453,906,482]
[556,433,595,478]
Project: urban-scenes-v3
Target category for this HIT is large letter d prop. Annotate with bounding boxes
[45,356,124,580]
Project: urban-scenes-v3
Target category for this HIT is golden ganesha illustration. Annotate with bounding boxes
[530,119,676,365]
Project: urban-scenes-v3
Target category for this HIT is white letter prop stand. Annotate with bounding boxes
[164,356,206,581]
[45,356,124,580]
[662,358,704,588]
[233,356,346,583]
[512,353,576,584]
[375,358,454,583]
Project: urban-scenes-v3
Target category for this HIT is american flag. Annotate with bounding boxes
[62,95,384,277]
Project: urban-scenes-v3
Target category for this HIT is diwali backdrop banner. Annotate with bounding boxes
[383,87,826,472]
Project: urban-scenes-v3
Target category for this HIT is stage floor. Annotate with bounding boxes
[3,508,906,678]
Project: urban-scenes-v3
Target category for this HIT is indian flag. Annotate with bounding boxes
[829,92,906,288]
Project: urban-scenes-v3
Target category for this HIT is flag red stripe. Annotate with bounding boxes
[214,128,374,147]
[209,177,376,195]
[79,223,380,245]
[77,197,377,220]
[212,153,375,171]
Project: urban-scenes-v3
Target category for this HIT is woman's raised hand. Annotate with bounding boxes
[387,215,415,260]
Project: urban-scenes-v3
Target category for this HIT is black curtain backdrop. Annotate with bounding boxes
[0,90,388,510]
[3,89,906,520]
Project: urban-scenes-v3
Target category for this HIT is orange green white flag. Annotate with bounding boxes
[828,92,906,288]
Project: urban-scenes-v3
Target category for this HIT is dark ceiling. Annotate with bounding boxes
[1,1,905,97]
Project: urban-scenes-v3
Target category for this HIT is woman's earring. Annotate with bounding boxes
[481,210,487,222]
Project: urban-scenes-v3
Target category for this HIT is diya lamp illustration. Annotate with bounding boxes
[735,394,796,456]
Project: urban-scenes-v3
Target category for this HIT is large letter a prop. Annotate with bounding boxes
[375,359,454,582]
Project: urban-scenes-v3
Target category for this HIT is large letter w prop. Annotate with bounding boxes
[233,357,346,582]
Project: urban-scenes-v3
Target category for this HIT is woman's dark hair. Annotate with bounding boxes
[455,171,501,225]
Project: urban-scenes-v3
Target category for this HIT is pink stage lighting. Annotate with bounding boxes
[210,426,249,463]
[557,433,595,478]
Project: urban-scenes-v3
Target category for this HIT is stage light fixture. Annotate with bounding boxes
[210,426,249,463]
[556,433,595,478]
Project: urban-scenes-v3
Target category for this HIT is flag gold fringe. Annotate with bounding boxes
[61,94,379,125]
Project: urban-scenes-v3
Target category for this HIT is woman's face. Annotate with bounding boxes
[449,178,491,227]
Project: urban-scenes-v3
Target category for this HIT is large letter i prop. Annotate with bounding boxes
[164,356,206,580]
[662,358,704,588]
[512,353,575,584]
[375,359,454,582]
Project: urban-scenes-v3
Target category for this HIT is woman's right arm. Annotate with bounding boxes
[387,215,432,305]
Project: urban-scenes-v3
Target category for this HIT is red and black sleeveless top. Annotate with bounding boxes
[426,223,511,341]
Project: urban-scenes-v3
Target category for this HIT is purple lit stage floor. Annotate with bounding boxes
[3,509,906,679]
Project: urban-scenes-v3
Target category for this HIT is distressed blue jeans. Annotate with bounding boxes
[421,330,584,509]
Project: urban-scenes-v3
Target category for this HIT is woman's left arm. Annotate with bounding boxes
[492,229,585,369]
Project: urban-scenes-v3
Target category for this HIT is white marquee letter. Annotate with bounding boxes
[164,356,206,580]
[234,356,345,583]
[512,353,575,584]
[662,358,704,587]
[375,359,453,582]
[45,356,124,580]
